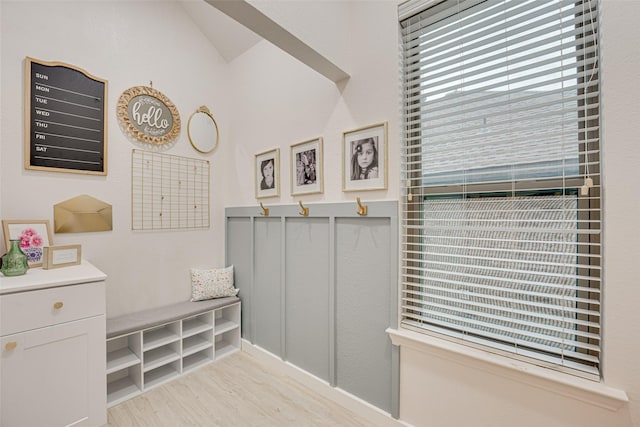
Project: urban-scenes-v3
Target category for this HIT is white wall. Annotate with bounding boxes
[0,0,232,317]
[599,0,640,420]
[224,0,400,207]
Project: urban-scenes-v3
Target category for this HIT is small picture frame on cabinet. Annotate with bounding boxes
[42,244,82,270]
[2,219,53,268]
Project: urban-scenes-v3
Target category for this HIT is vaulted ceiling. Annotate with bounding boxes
[178,0,349,83]
[179,0,262,62]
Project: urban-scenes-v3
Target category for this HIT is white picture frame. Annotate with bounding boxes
[342,122,388,192]
[290,137,323,196]
[2,219,53,268]
[255,148,280,199]
[43,244,82,270]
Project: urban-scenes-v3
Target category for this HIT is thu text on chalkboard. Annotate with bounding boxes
[25,57,108,175]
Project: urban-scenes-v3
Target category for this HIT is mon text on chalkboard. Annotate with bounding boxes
[25,57,108,175]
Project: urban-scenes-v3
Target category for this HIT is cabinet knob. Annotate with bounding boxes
[53,301,64,309]
[5,341,17,351]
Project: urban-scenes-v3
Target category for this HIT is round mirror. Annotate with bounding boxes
[188,106,219,153]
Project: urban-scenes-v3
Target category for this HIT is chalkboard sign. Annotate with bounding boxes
[25,57,108,175]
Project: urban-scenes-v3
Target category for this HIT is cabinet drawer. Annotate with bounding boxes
[0,281,105,336]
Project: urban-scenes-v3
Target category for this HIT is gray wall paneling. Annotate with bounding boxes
[285,217,331,381]
[253,217,282,356]
[336,216,393,413]
[226,217,253,340]
[225,201,399,418]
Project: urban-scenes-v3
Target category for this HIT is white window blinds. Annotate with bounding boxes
[400,0,600,377]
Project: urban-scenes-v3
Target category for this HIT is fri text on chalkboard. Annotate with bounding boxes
[25,57,108,175]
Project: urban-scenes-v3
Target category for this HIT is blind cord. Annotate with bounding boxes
[580,0,598,196]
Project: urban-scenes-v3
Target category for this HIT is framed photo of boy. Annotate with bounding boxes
[342,122,388,192]
[2,219,53,267]
[290,137,323,196]
[255,148,280,199]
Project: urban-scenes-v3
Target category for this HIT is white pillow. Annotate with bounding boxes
[190,265,239,301]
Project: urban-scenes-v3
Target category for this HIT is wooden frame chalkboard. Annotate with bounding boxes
[24,57,108,175]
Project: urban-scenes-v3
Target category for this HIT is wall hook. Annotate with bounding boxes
[259,202,269,216]
[356,197,368,216]
[298,200,309,216]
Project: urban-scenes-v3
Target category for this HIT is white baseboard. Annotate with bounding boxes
[241,339,407,427]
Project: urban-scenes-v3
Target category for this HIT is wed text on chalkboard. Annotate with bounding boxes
[25,57,108,175]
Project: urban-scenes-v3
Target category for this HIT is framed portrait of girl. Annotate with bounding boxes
[342,122,387,192]
[255,148,280,199]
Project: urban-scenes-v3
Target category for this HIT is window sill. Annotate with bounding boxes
[386,327,628,412]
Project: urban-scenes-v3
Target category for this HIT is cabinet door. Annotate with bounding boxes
[1,316,106,427]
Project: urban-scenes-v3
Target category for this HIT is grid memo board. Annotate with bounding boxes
[131,149,210,230]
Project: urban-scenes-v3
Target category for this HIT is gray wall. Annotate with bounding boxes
[225,201,399,417]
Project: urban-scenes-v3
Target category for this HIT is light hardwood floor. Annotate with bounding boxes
[107,351,374,426]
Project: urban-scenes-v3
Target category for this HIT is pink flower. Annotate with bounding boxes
[19,236,31,249]
[31,236,43,247]
[18,228,42,248]
[20,228,37,238]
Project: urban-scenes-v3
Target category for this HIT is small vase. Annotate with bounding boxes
[1,239,29,277]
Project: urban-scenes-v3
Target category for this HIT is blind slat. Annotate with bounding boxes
[401,311,600,356]
[401,299,600,341]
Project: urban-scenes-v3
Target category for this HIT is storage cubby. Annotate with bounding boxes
[143,322,180,352]
[214,304,240,359]
[183,330,213,358]
[107,365,143,407]
[183,346,214,373]
[106,300,240,407]
[106,333,143,407]
[144,360,181,390]
[183,312,213,338]
[215,329,240,359]
[143,340,181,372]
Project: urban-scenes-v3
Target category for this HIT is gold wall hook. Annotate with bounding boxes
[259,202,269,216]
[298,200,309,216]
[356,197,368,216]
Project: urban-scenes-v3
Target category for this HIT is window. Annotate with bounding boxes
[400,0,600,378]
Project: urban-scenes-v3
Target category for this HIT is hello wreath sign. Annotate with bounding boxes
[117,85,181,145]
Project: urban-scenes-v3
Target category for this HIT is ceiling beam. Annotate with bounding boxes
[205,0,350,84]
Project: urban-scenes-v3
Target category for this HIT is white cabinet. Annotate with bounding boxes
[0,262,107,427]
[106,301,241,407]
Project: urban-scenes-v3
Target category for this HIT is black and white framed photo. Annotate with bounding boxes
[255,148,280,199]
[290,137,323,196]
[342,122,387,192]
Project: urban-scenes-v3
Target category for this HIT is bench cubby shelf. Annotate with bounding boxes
[106,299,240,407]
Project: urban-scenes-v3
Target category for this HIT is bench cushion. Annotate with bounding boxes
[107,296,240,339]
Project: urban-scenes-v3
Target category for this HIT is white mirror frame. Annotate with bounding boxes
[187,105,219,153]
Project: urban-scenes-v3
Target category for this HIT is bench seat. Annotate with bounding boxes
[106,296,241,339]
